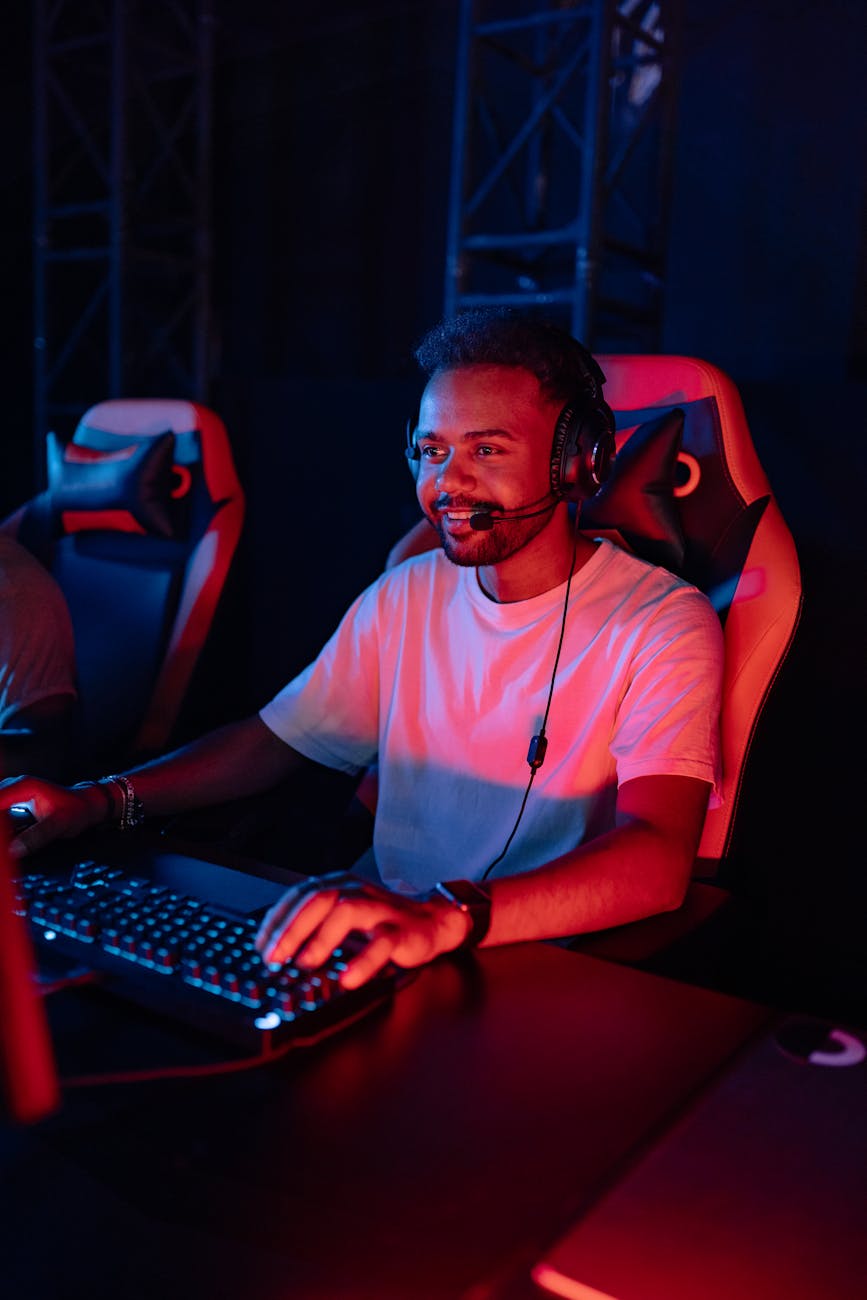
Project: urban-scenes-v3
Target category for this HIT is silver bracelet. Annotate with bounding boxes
[98,774,145,831]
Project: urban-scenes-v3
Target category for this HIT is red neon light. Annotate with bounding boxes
[531,1264,619,1300]
[0,823,60,1124]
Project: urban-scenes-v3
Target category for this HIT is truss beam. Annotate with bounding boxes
[33,0,215,460]
[444,0,683,349]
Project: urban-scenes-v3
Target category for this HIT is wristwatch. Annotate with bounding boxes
[434,879,492,949]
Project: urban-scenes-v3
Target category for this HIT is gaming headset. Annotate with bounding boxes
[405,346,617,506]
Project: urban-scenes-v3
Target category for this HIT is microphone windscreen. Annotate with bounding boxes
[470,512,494,531]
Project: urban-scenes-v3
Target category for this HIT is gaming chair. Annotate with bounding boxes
[572,353,802,965]
[2,399,245,772]
[597,355,801,862]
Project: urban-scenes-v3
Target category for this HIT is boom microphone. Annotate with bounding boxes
[468,493,561,531]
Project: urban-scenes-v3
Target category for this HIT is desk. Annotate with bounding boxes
[533,1010,867,1300]
[2,941,770,1299]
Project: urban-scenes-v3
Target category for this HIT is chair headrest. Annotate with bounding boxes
[580,407,685,573]
[81,398,202,437]
[46,430,181,539]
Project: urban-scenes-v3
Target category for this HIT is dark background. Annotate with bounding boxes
[2,0,866,1017]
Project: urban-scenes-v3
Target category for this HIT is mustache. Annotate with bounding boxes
[433,495,502,513]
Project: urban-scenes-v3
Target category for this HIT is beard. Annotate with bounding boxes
[432,506,555,567]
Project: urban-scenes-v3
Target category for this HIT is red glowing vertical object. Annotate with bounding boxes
[0,823,60,1124]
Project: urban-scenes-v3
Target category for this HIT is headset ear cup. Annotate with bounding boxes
[583,409,616,493]
[551,403,616,501]
[550,404,578,498]
[562,441,582,493]
[406,415,421,481]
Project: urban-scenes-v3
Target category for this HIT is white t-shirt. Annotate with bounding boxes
[260,540,723,894]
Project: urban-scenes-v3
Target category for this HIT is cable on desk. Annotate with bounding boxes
[57,983,397,1089]
[37,969,102,997]
[60,1036,295,1088]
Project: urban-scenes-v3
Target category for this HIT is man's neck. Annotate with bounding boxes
[477,527,598,604]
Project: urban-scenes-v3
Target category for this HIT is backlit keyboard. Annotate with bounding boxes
[15,851,399,1051]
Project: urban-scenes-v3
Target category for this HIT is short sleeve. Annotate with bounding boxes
[610,585,724,803]
[259,582,383,774]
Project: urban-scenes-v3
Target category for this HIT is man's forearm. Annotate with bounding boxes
[483,823,688,947]
[116,714,307,819]
[481,775,710,946]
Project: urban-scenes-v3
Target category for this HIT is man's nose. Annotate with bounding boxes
[435,451,475,493]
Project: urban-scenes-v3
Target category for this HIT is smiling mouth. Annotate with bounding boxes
[435,499,499,523]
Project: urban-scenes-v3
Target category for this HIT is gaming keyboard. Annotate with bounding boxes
[14,846,401,1052]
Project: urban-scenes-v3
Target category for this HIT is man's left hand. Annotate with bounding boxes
[255,873,470,989]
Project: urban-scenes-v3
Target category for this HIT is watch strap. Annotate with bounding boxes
[434,878,492,949]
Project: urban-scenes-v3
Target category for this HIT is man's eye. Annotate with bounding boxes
[419,445,446,460]
[475,444,499,457]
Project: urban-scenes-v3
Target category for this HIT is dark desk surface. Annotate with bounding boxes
[534,1012,867,1300]
[2,942,771,1300]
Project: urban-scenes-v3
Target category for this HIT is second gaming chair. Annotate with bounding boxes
[3,399,245,772]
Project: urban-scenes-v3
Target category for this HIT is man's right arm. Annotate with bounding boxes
[0,714,307,858]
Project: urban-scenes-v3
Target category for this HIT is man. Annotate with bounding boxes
[0,533,78,782]
[0,310,723,990]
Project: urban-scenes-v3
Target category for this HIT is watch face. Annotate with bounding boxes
[438,879,490,908]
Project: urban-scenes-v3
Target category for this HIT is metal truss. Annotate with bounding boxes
[33,0,215,455]
[444,0,684,349]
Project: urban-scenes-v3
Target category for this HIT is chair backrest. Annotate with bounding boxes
[596,354,802,869]
[5,399,245,770]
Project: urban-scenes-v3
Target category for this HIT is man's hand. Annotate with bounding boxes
[255,872,471,989]
[0,776,108,858]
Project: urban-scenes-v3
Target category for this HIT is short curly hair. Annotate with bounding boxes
[413,307,606,406]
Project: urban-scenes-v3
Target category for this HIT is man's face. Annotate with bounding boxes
[414,365,563,568]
